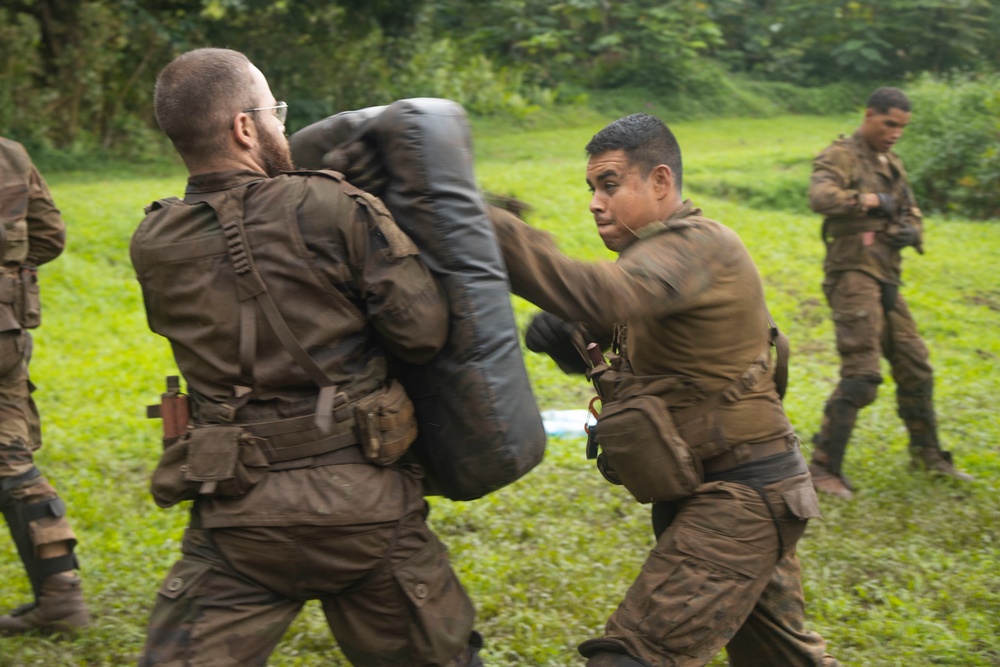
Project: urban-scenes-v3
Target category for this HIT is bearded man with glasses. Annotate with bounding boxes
[132,48,482,667]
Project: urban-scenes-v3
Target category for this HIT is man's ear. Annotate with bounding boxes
[651,164,674,198]
[232,112,256,150]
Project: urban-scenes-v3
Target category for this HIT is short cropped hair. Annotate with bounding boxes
[866,87,911,114]
[154,48,258,161]
[585,113,683,192]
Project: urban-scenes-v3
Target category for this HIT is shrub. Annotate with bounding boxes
[898,73,1000,220]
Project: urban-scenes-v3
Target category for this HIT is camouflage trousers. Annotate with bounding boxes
[819,270,938,452]
[0,330,77,586]
[592,473,839,667]
[140,505,478,667]
[823,269,933,393]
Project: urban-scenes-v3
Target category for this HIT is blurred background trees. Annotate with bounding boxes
[1,0,997,216]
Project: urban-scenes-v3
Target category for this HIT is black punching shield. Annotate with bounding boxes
[290,98,546,500]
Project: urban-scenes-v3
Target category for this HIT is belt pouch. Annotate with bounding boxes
[183,425,268,498]
[595,394,704,504]
[355,379,418,467]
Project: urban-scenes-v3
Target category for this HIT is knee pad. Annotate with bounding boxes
[835,376,880,409]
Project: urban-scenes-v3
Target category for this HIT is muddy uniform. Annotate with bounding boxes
[132,170,478,666]
[0,138,78,596]
[809,131,943,477]
[491,201,838,666]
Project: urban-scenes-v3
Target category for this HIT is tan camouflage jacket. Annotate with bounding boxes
[491,200,792,459]
[0,138,66,332]
[809,130,922,284]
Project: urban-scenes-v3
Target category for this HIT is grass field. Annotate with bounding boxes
[1,112,998,666]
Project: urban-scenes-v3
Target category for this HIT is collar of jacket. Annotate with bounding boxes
[633,199,702,241]
[185,169,268,196]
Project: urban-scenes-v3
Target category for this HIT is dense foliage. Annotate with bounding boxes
[1,0,997,216]
[896,74,1000,220]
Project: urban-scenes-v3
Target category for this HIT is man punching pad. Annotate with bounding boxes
[290,98,546,501]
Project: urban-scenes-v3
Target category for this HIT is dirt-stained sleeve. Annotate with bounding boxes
[25,162,66,266]
[808,144,864,218]
[488,205,704,336]
[348,191,449,364]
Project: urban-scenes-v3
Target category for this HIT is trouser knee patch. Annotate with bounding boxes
[837,376,880,408]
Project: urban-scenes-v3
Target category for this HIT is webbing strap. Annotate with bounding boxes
[36,554,79,580]
[194,188,340,433]
[765,309,789,400]
[25,496,66,522]
[1,466,41,491]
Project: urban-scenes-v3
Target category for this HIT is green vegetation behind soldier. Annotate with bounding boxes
[489,114,839,666]
[0,137,89,635]
[808,87,974,501]
[133,48,482,666]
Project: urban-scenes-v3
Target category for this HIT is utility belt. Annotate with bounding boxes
[584,319,790,505]
[822,216,886,241]
[148,377,417,508]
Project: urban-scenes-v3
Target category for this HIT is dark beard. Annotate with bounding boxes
[257,120,294,177]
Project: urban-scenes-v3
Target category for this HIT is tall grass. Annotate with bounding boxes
[0,114,997,666]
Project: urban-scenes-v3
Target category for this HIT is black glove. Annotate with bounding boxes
[322,139,389,197]
[886,223,920,250]
[873,192,898,218]
[525,312,589,375]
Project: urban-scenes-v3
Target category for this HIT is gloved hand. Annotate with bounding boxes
[322,139,389,197]
[525,312,590,375]
[886,223,920,250]
[873,192,898,218]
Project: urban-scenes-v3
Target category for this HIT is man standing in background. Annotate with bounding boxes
[807,87,973,500]
[0,137,89,634]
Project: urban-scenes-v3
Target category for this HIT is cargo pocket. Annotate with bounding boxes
[145,557,215,654]
[392,535,474,665]
[832,308,874,356]
[158,558,213,601]
[637,524,767,660]
[781,483,822,521]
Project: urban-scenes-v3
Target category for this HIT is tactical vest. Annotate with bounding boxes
[133,172,384,420]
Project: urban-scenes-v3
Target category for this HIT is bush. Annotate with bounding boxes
[897,73,1000,220]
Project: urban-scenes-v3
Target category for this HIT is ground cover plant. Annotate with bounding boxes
[1,114,997,666]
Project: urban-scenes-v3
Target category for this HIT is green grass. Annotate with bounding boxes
[1,113,997,666]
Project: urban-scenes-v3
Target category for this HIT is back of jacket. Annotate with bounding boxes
[131,169,446,409]
[809,131,921,284]
[130,169,447,527]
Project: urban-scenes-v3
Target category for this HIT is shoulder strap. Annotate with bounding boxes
[765,310,789,400]
[197,187,343,433]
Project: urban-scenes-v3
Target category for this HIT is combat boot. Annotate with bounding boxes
[0,571,90,635]
[910,447,975,482]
